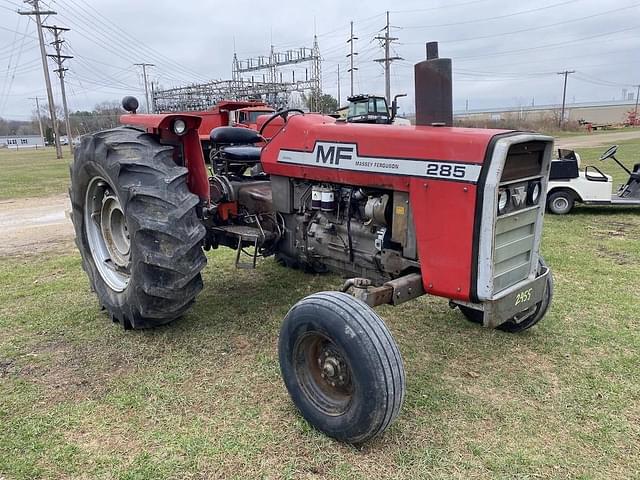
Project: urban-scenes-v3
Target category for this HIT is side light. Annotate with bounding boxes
[172,119,187,136]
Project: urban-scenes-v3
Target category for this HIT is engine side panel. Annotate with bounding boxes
[262,114,510,302]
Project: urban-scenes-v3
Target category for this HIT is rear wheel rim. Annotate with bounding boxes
[85,177,130,292]
[293,332,354,416]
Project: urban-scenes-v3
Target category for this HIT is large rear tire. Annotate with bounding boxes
[69,127,207,329]
[278,292,405,444]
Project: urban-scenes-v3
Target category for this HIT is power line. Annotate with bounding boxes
[407,3,640,45]
[55,0,211,83]
[401,0,582,29]
[455,25,639,60]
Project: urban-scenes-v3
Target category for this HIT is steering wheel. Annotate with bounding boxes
[259,109,305,136]
[600,145,618,161]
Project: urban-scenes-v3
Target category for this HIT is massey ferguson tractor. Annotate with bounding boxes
[69,48,555,444]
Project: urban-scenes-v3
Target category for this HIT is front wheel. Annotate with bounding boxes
[278,292,405,444]
[547,190,575,214]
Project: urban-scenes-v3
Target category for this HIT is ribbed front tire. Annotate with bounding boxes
[69,127,206,329]
[278,292,405,444]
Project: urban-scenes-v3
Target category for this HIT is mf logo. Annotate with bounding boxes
[315,143,355,165]
[512,185,527,207]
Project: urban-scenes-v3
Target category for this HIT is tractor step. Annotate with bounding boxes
[211,225,275,269]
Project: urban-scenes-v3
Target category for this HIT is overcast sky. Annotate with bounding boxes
[1,0,639,120]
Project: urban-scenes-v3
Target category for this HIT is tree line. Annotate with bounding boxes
[0,101,122,143]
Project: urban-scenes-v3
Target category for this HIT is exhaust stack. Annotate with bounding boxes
[414,42,453,126]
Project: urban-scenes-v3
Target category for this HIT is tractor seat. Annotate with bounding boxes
[633,162,640,173]
[209,126,262,145]
[220,146,261,162]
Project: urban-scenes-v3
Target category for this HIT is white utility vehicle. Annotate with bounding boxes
[546,145,640,214]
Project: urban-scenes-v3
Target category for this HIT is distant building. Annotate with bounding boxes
[0,134,44,149]
[455,100,638,126]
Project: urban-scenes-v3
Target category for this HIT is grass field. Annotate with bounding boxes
[0,148,71,200]
[1,138,639,479]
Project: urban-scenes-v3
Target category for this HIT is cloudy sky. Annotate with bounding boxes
[1,0,639,120]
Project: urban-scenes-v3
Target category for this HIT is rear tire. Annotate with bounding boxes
[69,127,207,329]
[278,292,405,444]
[547,190,574,214]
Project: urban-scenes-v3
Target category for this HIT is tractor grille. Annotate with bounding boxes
[492,141,546,294]
[494,208,538,293]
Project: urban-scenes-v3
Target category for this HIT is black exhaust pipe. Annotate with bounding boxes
[414,42,453,126]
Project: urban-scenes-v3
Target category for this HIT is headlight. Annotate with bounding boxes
[172,119,187,135]
[527,181,541,205]
[497,188,509,214]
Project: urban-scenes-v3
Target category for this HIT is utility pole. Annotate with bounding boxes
[557,70,575,128]
[346,21,358,97]
[634,84,640,124]
[337,64,341,107]
[374,11,402,104]
[44,24,73,154]
[28,96,45,148]
[134,63,155,113]
[19,0,62,158]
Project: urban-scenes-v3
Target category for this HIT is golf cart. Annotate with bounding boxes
[546,145,640,214]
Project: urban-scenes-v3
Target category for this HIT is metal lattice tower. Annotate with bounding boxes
[154,39,322,112]
[310,35,322,111]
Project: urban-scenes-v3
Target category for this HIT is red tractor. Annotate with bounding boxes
[69,90,554,443]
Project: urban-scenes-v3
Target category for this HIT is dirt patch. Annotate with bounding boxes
[596,246,633,265]
[0,194,75,256]
[588,221,636,240]
[555,130,640,149]
[9,337,132,403]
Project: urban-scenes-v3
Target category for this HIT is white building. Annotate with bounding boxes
[0,135,45,149]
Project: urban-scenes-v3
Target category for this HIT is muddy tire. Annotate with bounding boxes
[69,127,206,329]
[278,292,405,444]
[458,258,553,332]
[547,190,574,214]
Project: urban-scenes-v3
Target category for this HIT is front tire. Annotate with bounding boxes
[278,292,405,444]
[547,190,574,214]
[69,127,207,329]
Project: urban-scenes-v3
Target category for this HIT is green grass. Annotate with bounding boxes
[0,148,70,200]
[0,139,639,479]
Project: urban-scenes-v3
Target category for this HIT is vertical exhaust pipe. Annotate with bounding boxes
[414,42,453,126]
